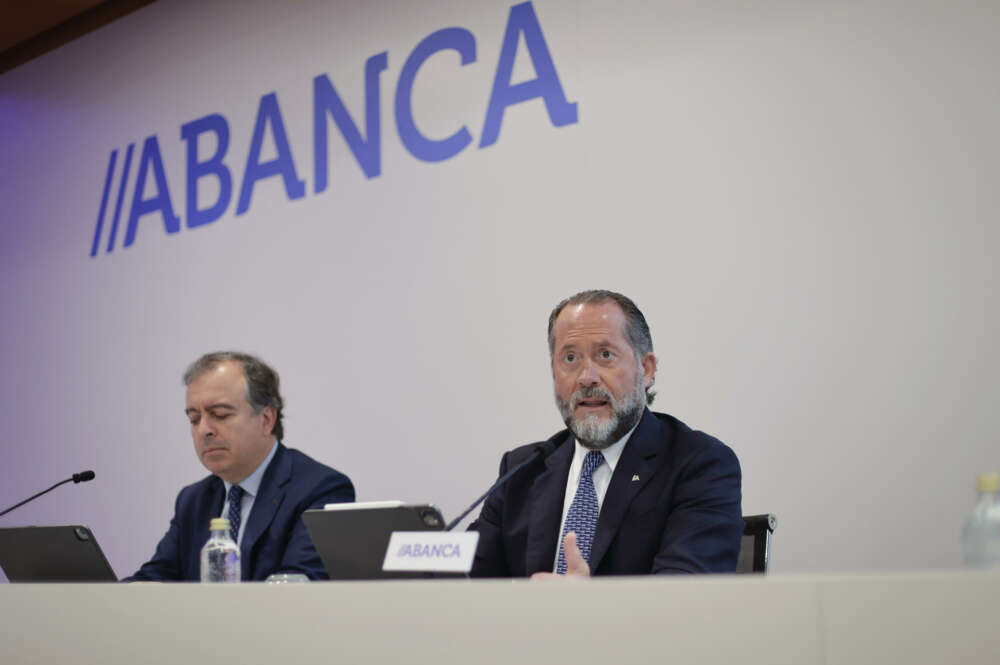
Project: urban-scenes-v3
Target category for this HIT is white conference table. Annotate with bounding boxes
[2,570,997,665]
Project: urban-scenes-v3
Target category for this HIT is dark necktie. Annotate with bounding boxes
[227,485,244,544]
[556,450,604,574]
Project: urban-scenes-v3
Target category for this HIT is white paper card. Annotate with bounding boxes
[323,500,404,511]
[382,531,479,573]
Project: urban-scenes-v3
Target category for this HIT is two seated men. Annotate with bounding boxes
[126,290,740,581]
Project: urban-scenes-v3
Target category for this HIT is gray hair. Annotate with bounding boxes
[547,289,656,405]
[183,351,285,440]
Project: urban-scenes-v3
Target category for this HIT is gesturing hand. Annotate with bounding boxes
[530,531,591,580]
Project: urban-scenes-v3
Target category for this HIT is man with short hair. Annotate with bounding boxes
[124,352,354,581]
[471,290,742,577]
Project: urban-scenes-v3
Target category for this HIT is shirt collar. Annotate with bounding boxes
[223,440,278,497]
[572,421,638,473]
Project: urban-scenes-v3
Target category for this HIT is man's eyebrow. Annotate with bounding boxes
[185,403,236,415]
[590,336,629,348]
[558,338,621,351]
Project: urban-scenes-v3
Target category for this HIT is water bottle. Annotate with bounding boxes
[961,472,1000,569]
[200,517,241,582]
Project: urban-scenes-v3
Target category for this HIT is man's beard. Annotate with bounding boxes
[555,372,646,450]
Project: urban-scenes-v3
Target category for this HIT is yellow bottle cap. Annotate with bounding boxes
[210,518,231,531]
[976,473,1000,493]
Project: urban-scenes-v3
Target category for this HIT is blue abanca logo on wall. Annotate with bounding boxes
[88,1,578,258]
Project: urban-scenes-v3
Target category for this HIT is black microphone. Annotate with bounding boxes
[73,470,96,483]
[445,438,566,531]
[0,470,96,518]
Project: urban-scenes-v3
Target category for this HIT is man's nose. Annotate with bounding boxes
[577,359,600,386]
[195,418,215,439]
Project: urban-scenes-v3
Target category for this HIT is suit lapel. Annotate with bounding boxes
[524,437,573,575]
[590,410,663,570]
[240,444,289,577]
[202,478,226,524]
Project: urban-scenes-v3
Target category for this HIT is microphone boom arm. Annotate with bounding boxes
[445,445,553,531]
[0,471,96,518]
[0,479,73,518]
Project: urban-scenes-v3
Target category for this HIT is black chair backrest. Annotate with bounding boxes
[736,514,777,574]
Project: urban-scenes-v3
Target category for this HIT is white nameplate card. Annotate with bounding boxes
[324,500,404,511]
[382,531,479,573]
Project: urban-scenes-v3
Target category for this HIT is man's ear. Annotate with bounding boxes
[641,353,657,390]
[259,405,277,436]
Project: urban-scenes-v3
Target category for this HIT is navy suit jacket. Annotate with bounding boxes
[124,443,354,581]
[470,409,742,577]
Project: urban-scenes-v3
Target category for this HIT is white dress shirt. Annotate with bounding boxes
[552,424,637,571]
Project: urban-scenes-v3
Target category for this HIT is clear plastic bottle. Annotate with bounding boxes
[200,517,241,582]
[961,472,1000,569]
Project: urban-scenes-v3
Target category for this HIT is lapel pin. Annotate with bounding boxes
[631,474,640,482]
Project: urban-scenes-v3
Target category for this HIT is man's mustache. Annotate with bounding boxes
[570,387,614,409]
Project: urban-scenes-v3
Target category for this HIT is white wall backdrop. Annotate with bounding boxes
[1,0,998,579]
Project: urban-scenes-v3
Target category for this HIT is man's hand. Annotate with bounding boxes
[530,531,591,580]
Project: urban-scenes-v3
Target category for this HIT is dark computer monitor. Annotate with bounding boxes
[303,502,451,580]
[0,525,118,582]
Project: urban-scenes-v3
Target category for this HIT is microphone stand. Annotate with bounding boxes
[0,472,96,518]
[445,442,558,531]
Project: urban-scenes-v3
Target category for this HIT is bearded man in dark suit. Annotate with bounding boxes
[471,290,742,578]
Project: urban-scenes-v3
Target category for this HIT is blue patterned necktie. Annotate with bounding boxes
[557,450,604,574]
[227,485,244,544]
